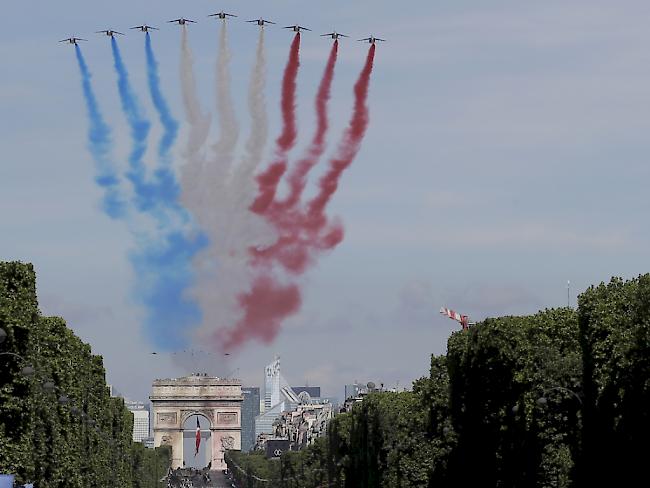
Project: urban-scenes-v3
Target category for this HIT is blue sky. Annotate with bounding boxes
[2,0,650,400]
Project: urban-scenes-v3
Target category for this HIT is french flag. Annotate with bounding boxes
[194,416,201,457]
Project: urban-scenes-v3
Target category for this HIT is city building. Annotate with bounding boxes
[255,358,301,442]
[270,400,334,451]
[241,387,260,452]
[125,400,150,443]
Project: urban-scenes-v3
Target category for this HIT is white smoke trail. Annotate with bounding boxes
[193,28,275,345]
[179,26,211,215]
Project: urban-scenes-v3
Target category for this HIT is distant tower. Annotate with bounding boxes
[264,357,281,410]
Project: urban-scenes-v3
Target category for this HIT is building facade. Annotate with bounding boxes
[150,374,243,471]
[241,387,260,452]
[125,400,150,443]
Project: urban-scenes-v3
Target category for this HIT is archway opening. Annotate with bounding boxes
[182,413,212,469]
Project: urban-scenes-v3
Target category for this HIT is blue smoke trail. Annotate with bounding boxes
[144,32,181,206]
[110,37,152,210]
[109,36,206,350]
[74,45,126,218]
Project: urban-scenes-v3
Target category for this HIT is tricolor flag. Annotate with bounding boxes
[194,416,201,457]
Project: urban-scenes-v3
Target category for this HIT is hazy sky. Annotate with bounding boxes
[2,0,650,401]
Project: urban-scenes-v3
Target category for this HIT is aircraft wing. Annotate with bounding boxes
[303,27,312,31]
[225,13,237,17]
[246,19,258,23]
[358,37,371,41]
[168,19,181,23]
[186,19,197,23]
[376,38,386,41]
[115,31,125,35]
[320,33,334,37]
[339,33,349,38]
[266,20,276,24]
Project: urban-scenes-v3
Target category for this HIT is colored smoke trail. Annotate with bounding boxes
[253,44,375,275]
[197,27,275,349]
[179,26,212,215]
[110,37,152,210]
[145,33,179,165]
[307,44,377,230]
[229,27,268,199]
[74,45,125,218]
[250,33,301,214]
[272,40,339,213]
[212,21,239,184]
[217,275,301,350]
[145,32,180,207]
[217,44,376,351]
[109,36,206,350]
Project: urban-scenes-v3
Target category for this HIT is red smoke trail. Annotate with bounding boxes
[306,43,376,228]
[218,44,375,351]
[274,40,339,213]
[216,275,301,350]
[252,44,376,274]
[250,33,301,214]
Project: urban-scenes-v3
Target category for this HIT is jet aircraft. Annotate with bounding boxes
[284,25,311,32]
[168,18,196,25]
[59,37,87,45]
[246,18,276,27]
[208,11,237,19]
[131,25,158,32]
[96,30,124,37]
[358,36,386,44]
[321,31,349,40]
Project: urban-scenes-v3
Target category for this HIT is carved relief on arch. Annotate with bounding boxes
[157,412,178,425]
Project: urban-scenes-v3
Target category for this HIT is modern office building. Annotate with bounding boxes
[125,400,150,443]
[255,358,300,442]
[241,387,260,452]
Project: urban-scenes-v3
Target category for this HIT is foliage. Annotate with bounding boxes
[0,262,169,487]
[225,450,281,487]
[446,308,581,488]
[576,275,650,487]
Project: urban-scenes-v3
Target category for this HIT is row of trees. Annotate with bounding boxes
[226,274,649,487]
[0,262,170,487]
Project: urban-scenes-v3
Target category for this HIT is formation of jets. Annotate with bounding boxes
[61,13,385,45]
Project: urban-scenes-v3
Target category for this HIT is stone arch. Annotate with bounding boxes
[150,376,243,471]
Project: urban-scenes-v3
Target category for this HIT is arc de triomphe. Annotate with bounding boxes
[150,375,243,470]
